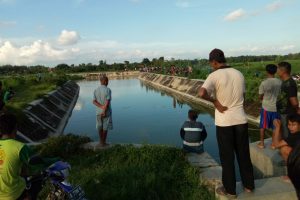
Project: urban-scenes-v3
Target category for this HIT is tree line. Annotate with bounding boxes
[0,52,299,75]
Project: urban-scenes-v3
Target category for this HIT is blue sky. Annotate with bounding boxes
[0,0,299,66]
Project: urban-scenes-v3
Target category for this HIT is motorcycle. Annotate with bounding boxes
[26,159,86,200]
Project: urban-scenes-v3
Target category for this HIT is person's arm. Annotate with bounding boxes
[199,87,227,113]
[258,82,264,100]
[201,126,207,141]
[92,90,105,109]
[287,82,300,113]
[93,99,105,109]
[180,128,185,140]
[289,97,299,113]
[273,119,289,148]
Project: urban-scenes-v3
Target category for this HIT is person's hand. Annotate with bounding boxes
[213,100,228,113]
[273,119,281,128]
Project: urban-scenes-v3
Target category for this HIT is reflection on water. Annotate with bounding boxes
[64,79,219,159]
[65,78,260,161]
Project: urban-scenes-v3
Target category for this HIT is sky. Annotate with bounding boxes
[0,0,299,66]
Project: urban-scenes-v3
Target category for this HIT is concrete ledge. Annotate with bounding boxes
[250,138,286,179]
[216,177,297,200]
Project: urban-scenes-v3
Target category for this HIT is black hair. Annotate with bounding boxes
[265,64,277,75]
[287,114,300,124]
[188,109,198,121]
[278,61,291,74]
[287,144,300,199]
[100,74,108,83]
[0,113,17,135]
[209,48,226,63]
[0,81,2,87]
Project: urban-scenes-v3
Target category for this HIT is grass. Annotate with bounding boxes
[35,135,215,200]
[1,73,82,118]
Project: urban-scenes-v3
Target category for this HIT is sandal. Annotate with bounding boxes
[270,144,276,150]
[257,142,265,149]
[216,186,237,199]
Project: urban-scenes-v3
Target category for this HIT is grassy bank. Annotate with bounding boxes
[1,73,82,117]
[35,135,215,200]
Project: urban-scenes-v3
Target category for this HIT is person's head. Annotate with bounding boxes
[287,144,300,199]
[100,75,109,86]
[0,113,17,137]
[287,114,300,134]
[188,109,198,121]
[277,62,292,79]
[0,81,2,90]
[209,48,226,70]
[265,64,277,76]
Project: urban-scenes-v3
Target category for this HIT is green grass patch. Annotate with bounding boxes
[35,135,215,200]
[1,73,82,115]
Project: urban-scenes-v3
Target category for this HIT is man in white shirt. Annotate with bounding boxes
[199,49,254,198]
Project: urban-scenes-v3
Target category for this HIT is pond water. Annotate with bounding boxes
[64,78,260,161]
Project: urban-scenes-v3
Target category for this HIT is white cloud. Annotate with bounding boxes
[224,8,246,21]
[227,44,297,56]
[0,40,77,65]
[266,1,284,12]
[58,30,80,46]
[176,0,190,8]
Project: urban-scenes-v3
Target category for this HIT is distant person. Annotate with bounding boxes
[3,87,15,104]
[93,75,113,147]
[273,114,300,162]
[287,143,300,199]
[257,64,282,149]
[199,48,254,198]
[276,62,300,139]
[180,109,207,154]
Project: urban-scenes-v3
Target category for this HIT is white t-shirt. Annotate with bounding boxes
[201,67,247,127]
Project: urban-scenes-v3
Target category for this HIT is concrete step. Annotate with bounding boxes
[250,138,286,179]
[216,177,297,200]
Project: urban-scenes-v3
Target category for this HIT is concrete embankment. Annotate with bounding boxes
[71,71,140,80]
[139,72,260,126]
[139,73,298,199]
[17,81,79,143]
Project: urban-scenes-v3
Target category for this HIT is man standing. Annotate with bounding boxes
[276,62,299,139]
[199,49,254,198]
[257,64,282,149]
[93,75,112,147]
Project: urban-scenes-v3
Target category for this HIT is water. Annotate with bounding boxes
[64,78,220,159]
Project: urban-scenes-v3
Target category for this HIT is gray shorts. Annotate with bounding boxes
[96,114,113,131]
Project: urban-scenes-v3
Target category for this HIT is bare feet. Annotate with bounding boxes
[244,187,253,193]
[281,176,291,183]
[257,142,265,149]
[270,144,276,150]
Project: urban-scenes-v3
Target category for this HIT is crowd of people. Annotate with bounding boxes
[1,49,300,199]
[139,65,193,77]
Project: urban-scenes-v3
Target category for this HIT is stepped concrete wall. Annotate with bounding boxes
[17,81,79,143]
[139,73,260,126]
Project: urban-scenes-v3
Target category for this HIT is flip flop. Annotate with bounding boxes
[216,186,237,199]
